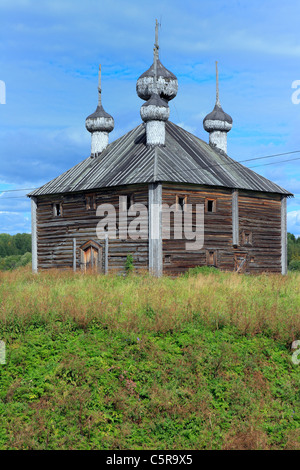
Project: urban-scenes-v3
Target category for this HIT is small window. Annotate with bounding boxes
[242,230,253,246]
[53,203,62,217]
[164,255,171,265]
[176,195,187,211]
[86,194,96,211]
[206,250,217,266]
[250,256,255,263]
[205,199,216,213]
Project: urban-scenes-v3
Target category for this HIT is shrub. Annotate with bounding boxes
[289,259,300,271]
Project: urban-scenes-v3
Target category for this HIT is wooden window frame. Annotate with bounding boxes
[206,250,217,267]
[164,254,171,265]
[53,202,63,217]
[85,193,96,211]
[242,230,253,246]
[205,198,217,213]
[176,194,187,211]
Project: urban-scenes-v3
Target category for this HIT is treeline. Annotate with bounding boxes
[287,232,300,271]
[0,233,32,271]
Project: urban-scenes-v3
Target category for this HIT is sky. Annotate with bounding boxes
[0,0,300,236]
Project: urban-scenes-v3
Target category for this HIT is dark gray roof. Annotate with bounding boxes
[28,121,292,197]
[203,102,233,124]
[86,103,113,121]
[139,58,177,80]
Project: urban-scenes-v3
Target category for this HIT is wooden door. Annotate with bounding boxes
[234,253,248,273]
[84,246,98,271]
[80,240,103,273]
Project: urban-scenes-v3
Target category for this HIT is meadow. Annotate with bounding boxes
[0,267,299,450]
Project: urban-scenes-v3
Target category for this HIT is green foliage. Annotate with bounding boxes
[0,252,32,271]
[0,268,299,450]
[289,259,300,271]
[288,232,300,268]
[0,233,32,271]
[184,265,220,277]
[125,253,135,274]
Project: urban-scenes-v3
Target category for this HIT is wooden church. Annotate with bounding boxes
[28,23,292,276]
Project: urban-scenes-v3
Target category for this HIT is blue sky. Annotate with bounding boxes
[0,0,300,236]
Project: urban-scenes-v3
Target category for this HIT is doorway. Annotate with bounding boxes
[80,240,102,273]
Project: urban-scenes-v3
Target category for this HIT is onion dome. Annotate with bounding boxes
[140,91,170,123]
[85,105,114,134]
[137,58,178,102]
[136,19,178,102]
[203,102,233,133]
[85,65,114,135]
[203,61,232,134]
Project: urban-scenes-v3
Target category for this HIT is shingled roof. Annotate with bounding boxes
[28,121,292,197]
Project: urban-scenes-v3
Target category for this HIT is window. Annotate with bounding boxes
[86,194,96,211]
[206,250,217,266]
[205,199,216,213]
[176,195,187,211]
[242,230,253,246]
[164,255,171,265]
[53,203,62,217]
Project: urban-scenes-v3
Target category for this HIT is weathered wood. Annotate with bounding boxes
[36,185,149,272]
[104,233,109,275]
[232,190,239,246]
[73,238,76,272]
[148,183,162,277]
[34,180,285,276]
[31,197,38,273]
[162,184,282,275]
[281,196,287,275]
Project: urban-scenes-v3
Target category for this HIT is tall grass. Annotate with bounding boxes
[0,267,299,450]
[0,267,299,343]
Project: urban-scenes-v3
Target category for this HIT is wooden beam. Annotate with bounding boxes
[281,196,287,275]
[31,197,38,273]
[104,233,109,275]
[73,238,76,272]
[232,190,239,246]
[148,183,162,276]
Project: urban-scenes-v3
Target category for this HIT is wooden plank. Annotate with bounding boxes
[31,197,38,273]
[281,196,287,275]
[148,183,162,277]
[232,190,239,246]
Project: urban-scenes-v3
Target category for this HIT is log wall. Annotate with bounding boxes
[36,184,149,273]
[162,184,282,275]
[35,182,283,275]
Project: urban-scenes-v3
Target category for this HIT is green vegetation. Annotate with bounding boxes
[125,253,135,274]
[0,268,299,450]
[288,232,300,270]
[0,233,31,271]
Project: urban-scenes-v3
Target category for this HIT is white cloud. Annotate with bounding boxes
[288,210,300,237]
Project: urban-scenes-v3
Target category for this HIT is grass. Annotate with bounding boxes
[0,267,299,450]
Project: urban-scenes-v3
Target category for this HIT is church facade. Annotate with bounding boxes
[28,24,292,276]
